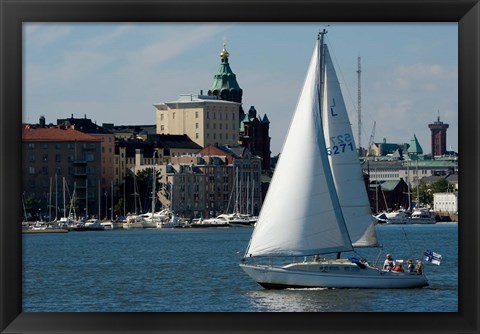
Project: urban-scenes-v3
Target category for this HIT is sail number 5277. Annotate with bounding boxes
[326,134,354,155]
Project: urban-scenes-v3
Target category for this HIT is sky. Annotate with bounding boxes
[24,23,458,156]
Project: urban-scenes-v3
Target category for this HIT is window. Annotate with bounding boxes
[161,125,165,131]
[195,111,199,118]
[55,143,61,149]
[42,154,48,162]
[55,154,61,163]
[29,155,35,162]
[195,133,199,139]
[195,123,199,129]
[160,114,164,121]
[28,143,35,149]
[42,143,48,149]
[173,112,175,119]
[29,167,35,174]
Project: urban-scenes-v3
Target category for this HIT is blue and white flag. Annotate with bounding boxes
[424,250,442,265]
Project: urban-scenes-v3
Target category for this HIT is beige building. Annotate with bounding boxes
[155,94,241,148]
[127,149,262,219]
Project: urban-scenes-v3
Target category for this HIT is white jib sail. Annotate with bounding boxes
[245,39,353,257]
[321,45,379,247]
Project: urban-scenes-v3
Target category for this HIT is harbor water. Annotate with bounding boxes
[22,223,458,312]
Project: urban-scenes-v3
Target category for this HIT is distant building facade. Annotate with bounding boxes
[154,94,241,148]
[57,115,115,195]
[433,192,458,213]
[428,115,449,156]
[22,122,102,219]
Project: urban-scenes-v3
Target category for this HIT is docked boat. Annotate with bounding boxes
[410,208,436,224]
[240,32,428,289]
[377,210,410,224]
[188,217,230,228]
[100,221,114,230]
[71,219,105,231]
[155,210,183,228]
[122,215,145,229]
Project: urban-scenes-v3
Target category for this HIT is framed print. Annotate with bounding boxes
[1,0,478,333]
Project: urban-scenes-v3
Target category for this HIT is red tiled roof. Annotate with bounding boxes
[22,125,100,142]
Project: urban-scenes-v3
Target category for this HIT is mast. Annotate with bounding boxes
[357,55,362,155]
[318,29,327,115]
[152,151,157,217]
[111,180,114,221]
[98,180,101,219]
[63,177,66,219]
[55,173,58,220]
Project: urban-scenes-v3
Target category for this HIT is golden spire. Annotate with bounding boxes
[220,41,229,59]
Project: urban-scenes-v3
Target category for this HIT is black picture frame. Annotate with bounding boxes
[1,0,478,333]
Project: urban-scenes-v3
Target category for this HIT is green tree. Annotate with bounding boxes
[413,181,432,207]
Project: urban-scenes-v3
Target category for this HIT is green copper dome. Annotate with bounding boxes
[209,44,243,103]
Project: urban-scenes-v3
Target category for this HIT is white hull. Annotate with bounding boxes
[240,260,428,289]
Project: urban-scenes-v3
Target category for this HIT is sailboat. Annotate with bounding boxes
[240,31,428,289]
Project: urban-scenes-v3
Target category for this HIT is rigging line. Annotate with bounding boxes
[401,226,415,258]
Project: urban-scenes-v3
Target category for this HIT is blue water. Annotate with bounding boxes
[22,224,458,312]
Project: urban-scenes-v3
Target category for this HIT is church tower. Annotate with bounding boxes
[208,43,245,121]
[208,43,271,171]
[428,113,449,157]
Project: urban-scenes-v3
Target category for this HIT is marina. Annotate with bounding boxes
[22,223,458,312]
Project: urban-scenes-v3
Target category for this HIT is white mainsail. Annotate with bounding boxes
[321,45,379,247]
[245,37,353,257]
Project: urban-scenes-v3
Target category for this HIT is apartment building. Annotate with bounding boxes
[22,123,102,219]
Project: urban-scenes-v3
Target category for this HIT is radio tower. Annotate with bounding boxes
[357,55,362,156]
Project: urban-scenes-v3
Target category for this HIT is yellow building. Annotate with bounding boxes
[155,94,241,148]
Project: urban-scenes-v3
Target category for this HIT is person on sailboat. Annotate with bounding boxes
[406,259,415,272]
[415,261,424,274]
[383,254,395,271]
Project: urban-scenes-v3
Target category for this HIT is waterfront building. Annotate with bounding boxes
[22,121,102,219]
[57,115,115,196]
[114,135,201,188]
[433,192,458,214]
[365,159,457,186]
[367,179,410,213]
[129,144,262,218]
[428,114,449,157]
